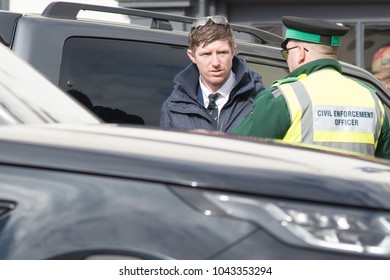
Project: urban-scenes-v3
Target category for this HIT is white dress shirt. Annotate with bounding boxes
[200,71,236,115]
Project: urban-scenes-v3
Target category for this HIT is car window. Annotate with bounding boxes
[246,61,289,87]
[238,52,289,87]
[0,44,99,125]
[59,37,190,126]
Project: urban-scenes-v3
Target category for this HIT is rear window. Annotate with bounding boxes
[60,37,189,126]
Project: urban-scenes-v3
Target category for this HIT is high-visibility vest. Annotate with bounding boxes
[275,69,385,156]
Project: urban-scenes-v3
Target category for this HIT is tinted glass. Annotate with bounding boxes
[337,24,356,65]
[60,37,189,126]
[365,24,390,72]
[245,61,288,87]
[0,44,99,125]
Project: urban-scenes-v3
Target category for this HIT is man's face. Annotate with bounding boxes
[187,39,235,93]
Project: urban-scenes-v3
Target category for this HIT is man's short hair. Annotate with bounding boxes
[188,19,236,52]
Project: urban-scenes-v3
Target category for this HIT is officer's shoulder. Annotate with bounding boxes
[355,80,376,93]
[272,77,300,86]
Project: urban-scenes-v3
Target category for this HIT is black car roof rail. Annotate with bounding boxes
[42,1,283,46]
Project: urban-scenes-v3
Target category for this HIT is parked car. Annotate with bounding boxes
[1,1,389,126]
[0,41,100,125]
[0,123,390,260]
[1,2,390,261]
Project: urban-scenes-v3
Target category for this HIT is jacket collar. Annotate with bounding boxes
[287,59,342,78]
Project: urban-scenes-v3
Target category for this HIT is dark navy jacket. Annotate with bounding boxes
[160,56,265,133]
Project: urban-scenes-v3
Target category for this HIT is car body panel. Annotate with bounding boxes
[1,124,389,259]
[0,124,389,208]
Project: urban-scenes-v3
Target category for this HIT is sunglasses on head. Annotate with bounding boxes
[192,15,229,29]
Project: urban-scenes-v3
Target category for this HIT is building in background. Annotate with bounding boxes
[117,0,190,14]
[0,0,9,10]
[116,0,390,72]
[7,0,118,13]
[6,0,130,22]
[3,0,390,72]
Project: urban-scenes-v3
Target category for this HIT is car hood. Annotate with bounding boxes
[0,123,390,209]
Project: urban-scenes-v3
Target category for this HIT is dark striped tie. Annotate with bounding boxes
[207,93,220,125]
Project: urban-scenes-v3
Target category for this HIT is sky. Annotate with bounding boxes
[9,0,119,13]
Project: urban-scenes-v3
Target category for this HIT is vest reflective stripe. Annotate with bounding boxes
[278,83,305,142]
[291,81,313,142]
[278,70,384,156]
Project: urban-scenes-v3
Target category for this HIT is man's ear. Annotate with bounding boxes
[187,49,196,64]
[298,45,307,64]
[233,45,237,55]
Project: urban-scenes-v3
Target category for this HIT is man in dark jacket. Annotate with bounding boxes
[160,16,265,133]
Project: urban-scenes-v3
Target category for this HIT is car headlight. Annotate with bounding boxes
[172,187,390,257]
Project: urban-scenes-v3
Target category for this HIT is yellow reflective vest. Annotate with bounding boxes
[276,69,385,156]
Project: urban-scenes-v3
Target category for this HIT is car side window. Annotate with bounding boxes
[246,62,289,87]
[59,37,189,126]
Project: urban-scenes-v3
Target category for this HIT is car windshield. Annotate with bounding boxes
[0,44,100,125]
